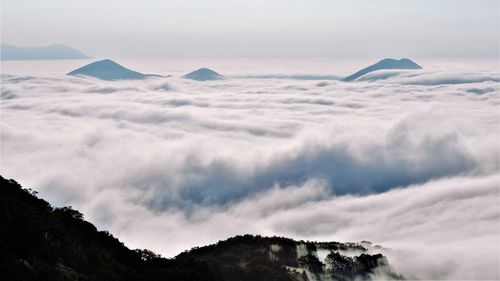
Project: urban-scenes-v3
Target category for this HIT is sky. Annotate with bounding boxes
[1,0,499,58]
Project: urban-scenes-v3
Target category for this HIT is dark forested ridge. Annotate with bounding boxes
[0,175,402,281]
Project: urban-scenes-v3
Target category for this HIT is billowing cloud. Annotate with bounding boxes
[1,63,499,280]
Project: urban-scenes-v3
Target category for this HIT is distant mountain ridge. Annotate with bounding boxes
[68,59,162,81]
[0,175,402,281]
[1,44,89,60]
[343,58,422,82]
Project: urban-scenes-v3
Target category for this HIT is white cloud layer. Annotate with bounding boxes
[1,62,499,279]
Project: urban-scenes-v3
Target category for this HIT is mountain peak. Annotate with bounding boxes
[183,68,224,81]
[343,58,422,82]
[67,59,149,81]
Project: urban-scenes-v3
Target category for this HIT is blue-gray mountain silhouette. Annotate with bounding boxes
[342,58,422,82]
[183,68,223,81]
[1,44,89,60]
[67,59,160,81]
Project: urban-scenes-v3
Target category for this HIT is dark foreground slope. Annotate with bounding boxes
[0,176,401,281]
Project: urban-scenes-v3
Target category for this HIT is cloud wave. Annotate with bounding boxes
[1,62,499,279]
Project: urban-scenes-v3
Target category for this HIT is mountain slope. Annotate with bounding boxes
[183,68,224,81]
[0,175,401,281]
[67,59,160,81]
[1,44,89,60]
[342,58,422,82]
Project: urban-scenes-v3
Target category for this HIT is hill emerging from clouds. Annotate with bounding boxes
[0,175,401,281]
[184,68,224,81]
[67,59,162,81]
[342,58,422,82]
[1,44,89,60]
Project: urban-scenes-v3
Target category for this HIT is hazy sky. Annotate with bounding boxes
[1,0,499,58]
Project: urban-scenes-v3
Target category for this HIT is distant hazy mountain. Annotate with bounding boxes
[0,175,402,281]
[183,68,224,81]
[342,58,422,82]
[67,59,161,81]
[1,44,89,60]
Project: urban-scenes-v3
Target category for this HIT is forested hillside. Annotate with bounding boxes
[0,176,401,281]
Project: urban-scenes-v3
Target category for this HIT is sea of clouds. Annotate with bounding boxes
[1,59,499,279]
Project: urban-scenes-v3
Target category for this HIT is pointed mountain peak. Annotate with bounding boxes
[67,59,151,81]
[183,68,224,81]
